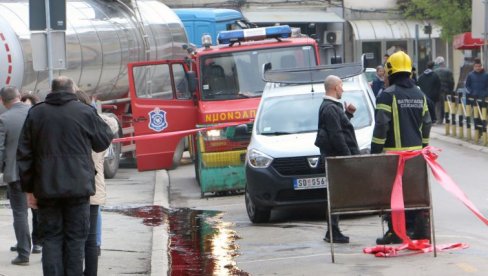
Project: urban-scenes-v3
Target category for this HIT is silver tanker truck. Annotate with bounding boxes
[0,0,189,178]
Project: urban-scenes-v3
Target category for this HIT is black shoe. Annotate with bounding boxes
[10,245,17,252]
[11,256,29,266]
[376,231,403,245]
[32,245,42,254]
[323,230,350,244]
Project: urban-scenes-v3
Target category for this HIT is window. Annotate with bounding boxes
[133,64,173,99]
[173,64,191,99]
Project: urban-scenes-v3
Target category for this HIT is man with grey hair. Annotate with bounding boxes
[314,75,360,244]
[18,76,114,275]
[0,86,31,265]
[434,56,454,124]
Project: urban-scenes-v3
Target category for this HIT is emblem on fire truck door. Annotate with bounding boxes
[148,107,168,132]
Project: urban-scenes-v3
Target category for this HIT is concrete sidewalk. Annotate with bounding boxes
[0,168,164,276]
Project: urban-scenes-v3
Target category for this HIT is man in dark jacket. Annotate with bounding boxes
[465,58,488,137]
[315,75,360,244]
[434,56,454,123]
[465,58,488,99]
[17,76,114,275]
[417,61,441,123]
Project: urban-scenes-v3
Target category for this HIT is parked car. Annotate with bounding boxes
[244,70,375,223]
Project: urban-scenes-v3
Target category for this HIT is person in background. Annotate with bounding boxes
[9,93,44,256]
[465,58,488,137]
[372,65,385,97]
[18,76,113,275]
[434,56,454,124]
[372,51,432,244]
[383,54,390,66]
[417,61,441,124]
[315,75,360,244]
[75,89,118,276]
[0,86,31,265]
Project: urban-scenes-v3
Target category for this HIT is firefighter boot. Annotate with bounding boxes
[376,214,402,245]
[323,215,349,243]
[411,211,431,240]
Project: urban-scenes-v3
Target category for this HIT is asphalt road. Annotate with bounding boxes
[168,127,488,276]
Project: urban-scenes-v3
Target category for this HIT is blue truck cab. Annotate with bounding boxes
[174,8,244,47]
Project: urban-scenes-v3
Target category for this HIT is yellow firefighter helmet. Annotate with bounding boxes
[385,51,412,76]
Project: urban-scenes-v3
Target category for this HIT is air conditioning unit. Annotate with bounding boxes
[324,31,342,45]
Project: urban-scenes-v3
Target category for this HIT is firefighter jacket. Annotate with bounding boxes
[371,84,432,153]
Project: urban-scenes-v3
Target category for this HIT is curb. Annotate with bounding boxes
[151,170,170,276]
[429,125,488,154]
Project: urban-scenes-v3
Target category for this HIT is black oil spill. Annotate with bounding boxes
[106,206,248,275]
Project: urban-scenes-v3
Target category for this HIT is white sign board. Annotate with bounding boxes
[31,32,67,71]
[472,0,485,38]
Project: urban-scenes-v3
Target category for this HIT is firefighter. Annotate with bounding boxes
[371,51,432,244]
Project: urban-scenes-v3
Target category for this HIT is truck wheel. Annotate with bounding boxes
[170,138,185,170]
[245,188,271,223]
[104,117,121,179]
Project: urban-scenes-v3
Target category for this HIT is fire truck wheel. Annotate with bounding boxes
[245,188,271,223]
[171,138,185,170]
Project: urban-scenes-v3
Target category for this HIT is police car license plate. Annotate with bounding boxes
[293,177,327,190]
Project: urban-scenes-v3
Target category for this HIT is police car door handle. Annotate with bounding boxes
[134,116,148,122]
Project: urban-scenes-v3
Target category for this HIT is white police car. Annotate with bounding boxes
[245,64,375,223]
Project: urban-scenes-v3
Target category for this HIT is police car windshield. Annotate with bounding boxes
[257,90,372,135]
[200,45,316,101]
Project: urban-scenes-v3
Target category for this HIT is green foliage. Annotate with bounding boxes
[397,0,472,41]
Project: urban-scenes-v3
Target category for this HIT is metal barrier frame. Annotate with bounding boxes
[325,154,436,262]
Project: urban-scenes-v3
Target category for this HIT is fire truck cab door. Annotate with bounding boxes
[128,60,197,171]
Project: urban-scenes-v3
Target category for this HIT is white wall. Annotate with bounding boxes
[343,0,397,10]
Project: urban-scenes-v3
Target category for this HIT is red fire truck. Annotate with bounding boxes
[127,25,320,196]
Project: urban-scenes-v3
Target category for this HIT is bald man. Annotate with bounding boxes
[314,75,360,244]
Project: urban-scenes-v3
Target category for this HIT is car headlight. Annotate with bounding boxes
[247,148,273,168]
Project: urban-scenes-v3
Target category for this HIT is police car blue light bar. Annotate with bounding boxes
[217,25,292,45]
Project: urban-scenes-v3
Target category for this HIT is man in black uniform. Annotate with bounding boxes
[371,51,432,244]
[315,75,360,244]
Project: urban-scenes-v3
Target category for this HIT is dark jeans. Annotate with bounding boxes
[85,205,99,276]
[8,181,31,259]
[31,208,43,245]
[38,197,90,276]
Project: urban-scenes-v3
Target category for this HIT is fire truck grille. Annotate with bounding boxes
[271,156,325,176]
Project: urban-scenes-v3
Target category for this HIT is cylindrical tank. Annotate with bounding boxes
[0,0,188,100]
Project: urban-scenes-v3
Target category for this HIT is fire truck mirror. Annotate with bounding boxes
[187,71,197,93]
[234,124,249,138]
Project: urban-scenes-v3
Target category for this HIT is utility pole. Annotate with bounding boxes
[45,0,53,86]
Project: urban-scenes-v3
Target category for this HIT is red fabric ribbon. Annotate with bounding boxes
[112,120,252,143]
[364,146,487,257]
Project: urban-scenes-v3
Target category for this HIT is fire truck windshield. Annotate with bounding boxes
[200,45,316,100]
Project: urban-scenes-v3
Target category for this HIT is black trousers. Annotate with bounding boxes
[31,208,43,245]
[38,197,90,276]
[85,205,99,276]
